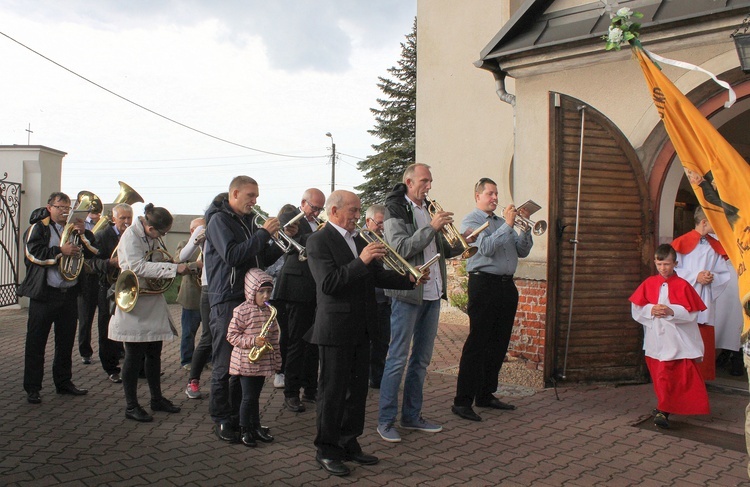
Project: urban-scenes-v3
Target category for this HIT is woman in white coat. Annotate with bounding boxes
[110,204,192,422]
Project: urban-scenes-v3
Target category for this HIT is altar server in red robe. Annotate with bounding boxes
[629,244,710,429]
[671,207,731,380]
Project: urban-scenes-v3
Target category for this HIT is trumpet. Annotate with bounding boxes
[114,248,175,312]
[514,215,547,236]
[248,302,277,362]
[424,196,477,259]
[60,190,102,281]
[356,223,438,282]
[313,215,327,231]
[252,208,307,261]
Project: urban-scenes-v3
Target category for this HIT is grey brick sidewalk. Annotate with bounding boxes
[0,305,747,486]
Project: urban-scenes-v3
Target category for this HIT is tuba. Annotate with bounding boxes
[59,190,102,281]
[91,181,144,235]
[424,196,477,259]
[356,223,439,282]
[113,247,175,312]
[247,302,277,362]
[252,208,308,261]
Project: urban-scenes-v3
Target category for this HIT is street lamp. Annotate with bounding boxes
[732,13,750,73]
[326,132,336,193]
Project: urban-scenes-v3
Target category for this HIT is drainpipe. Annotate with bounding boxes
[492,69,516,107]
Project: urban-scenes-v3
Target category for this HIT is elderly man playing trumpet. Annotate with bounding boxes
[451,177,533,422]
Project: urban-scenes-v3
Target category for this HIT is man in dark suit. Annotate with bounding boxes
[89,203,132,383]
[306,190,424,477]
[276,188,325,412]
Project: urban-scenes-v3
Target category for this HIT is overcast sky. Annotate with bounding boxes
[0,0,416,215]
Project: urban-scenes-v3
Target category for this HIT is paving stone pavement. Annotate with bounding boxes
[0,304,748,486]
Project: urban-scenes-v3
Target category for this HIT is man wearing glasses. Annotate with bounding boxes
[18,192,97,404]
[276,188,326,412]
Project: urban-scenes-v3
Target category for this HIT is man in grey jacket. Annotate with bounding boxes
[377,163,461,443]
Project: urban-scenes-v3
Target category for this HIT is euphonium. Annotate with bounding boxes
[113,247,175,312]
[424,196,477,259]
[251,208,308,261]
[248,302,277,362]
[356,223,439,282]
[59,190,102,281]
[91,181,144,235]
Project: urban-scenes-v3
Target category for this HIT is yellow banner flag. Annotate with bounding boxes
[634,47,750,341]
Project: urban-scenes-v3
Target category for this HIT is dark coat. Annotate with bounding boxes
[306,223,413,347]
[17,213,98,300]
[203,198,283,307]
[274,208,316,304]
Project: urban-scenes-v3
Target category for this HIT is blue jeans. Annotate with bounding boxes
[179,308,202,366]
[378,298,441,424]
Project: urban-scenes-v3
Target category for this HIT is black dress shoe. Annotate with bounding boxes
[151,397,181,413]
[125,406,154,422]
[240,427,257,447]
[316,456,350,476]
[56,383,88,396]
[475,397,516,410]
[452,405,482,422]
[250,424,274,443]
[344,451,379,465]
[215,423,240,443]
[27,391,41,404]
[284,396,305,412]
[81,356,91,365]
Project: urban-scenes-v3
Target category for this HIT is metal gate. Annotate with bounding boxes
[0,173,21,307]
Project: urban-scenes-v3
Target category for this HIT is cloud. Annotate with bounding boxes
[0,0,415,72]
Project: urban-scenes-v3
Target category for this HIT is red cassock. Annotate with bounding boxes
[630,274,710,415]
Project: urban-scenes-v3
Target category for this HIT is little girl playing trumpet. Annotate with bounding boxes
[226,268,282,447]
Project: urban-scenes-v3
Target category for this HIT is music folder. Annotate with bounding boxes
[517,200,541,217]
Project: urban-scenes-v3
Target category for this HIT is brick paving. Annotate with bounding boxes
[0,304,748,486]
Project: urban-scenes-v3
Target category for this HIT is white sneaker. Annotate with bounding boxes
[273,373,285,389]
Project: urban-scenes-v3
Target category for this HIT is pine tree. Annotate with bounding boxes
[356,18,416,208]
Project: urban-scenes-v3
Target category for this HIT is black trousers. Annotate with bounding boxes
[122,341,163,409]
[24,289,79,393]
[209,300,243,424]
[77,274,99,358]
[454,273,518,407]
[270,299,289,374]
[96,284,122,376]
[369,300,391,388]
[188,287,213,382]
[283,301,318,398]
[314,341,368,460]
[238,375,265,428]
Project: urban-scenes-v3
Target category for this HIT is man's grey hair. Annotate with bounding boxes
[325,190,347,214]
[366,204,386,220]
[403,163,431,184]
[112,203,133,217]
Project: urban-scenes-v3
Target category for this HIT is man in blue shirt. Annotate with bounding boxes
[451,178,533,422]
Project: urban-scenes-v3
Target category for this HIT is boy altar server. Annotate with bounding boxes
[630,244,710,429]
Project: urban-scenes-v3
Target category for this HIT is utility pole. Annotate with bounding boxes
[326,132,336,193]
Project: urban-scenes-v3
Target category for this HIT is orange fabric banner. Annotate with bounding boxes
[634,48,750,341]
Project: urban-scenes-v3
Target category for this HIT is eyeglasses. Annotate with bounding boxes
[367,218,384,226]
[306,202,324,213]
[51,205,72,211]
[155,228,168,237]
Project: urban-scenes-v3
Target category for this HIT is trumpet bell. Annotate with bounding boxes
[91,181,144,235]
[114,270,139,312]
[533,220,547,236]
